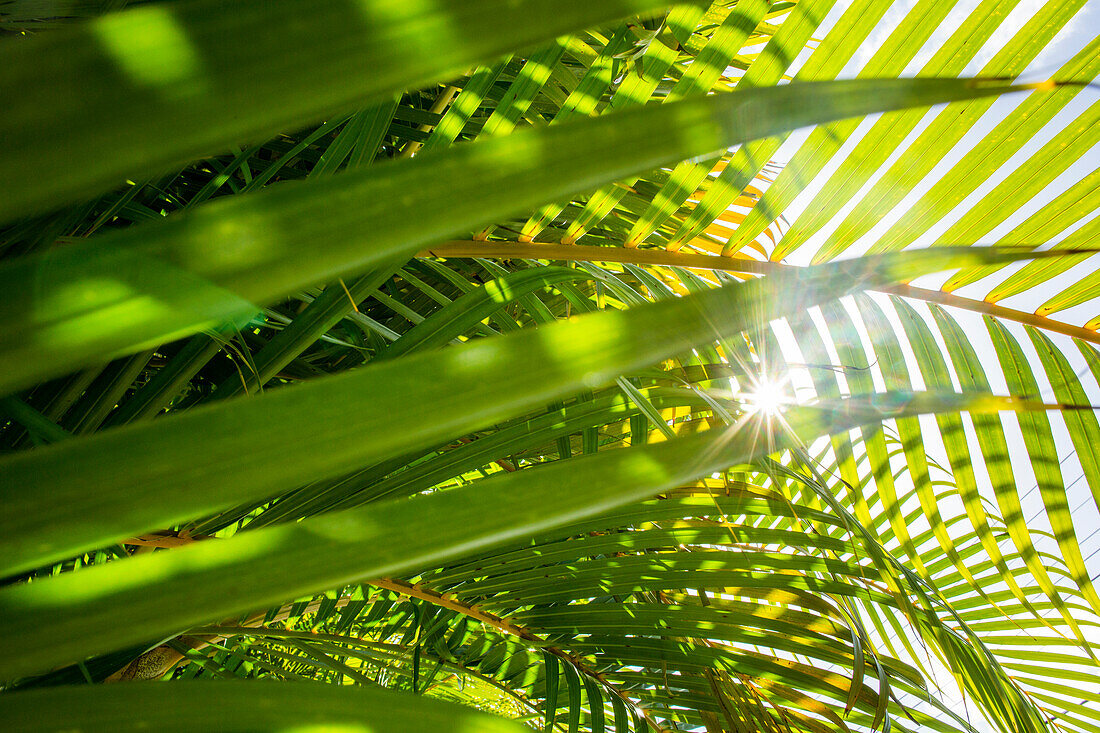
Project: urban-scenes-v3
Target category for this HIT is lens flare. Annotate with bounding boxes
[742,375,787,417]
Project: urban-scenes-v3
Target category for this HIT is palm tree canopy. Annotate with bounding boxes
[0,1,1098,732]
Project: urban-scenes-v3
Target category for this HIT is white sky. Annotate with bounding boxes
[737,1,1100,730]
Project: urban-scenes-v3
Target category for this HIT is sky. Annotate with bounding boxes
[724,1,1100,729]
[773,0,1100,571]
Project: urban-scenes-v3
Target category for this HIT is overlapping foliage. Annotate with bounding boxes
[1,0,1098,732]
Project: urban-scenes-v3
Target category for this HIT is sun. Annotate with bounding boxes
[741,374,787,417]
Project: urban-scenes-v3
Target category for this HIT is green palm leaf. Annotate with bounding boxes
[1,1,1098,731]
